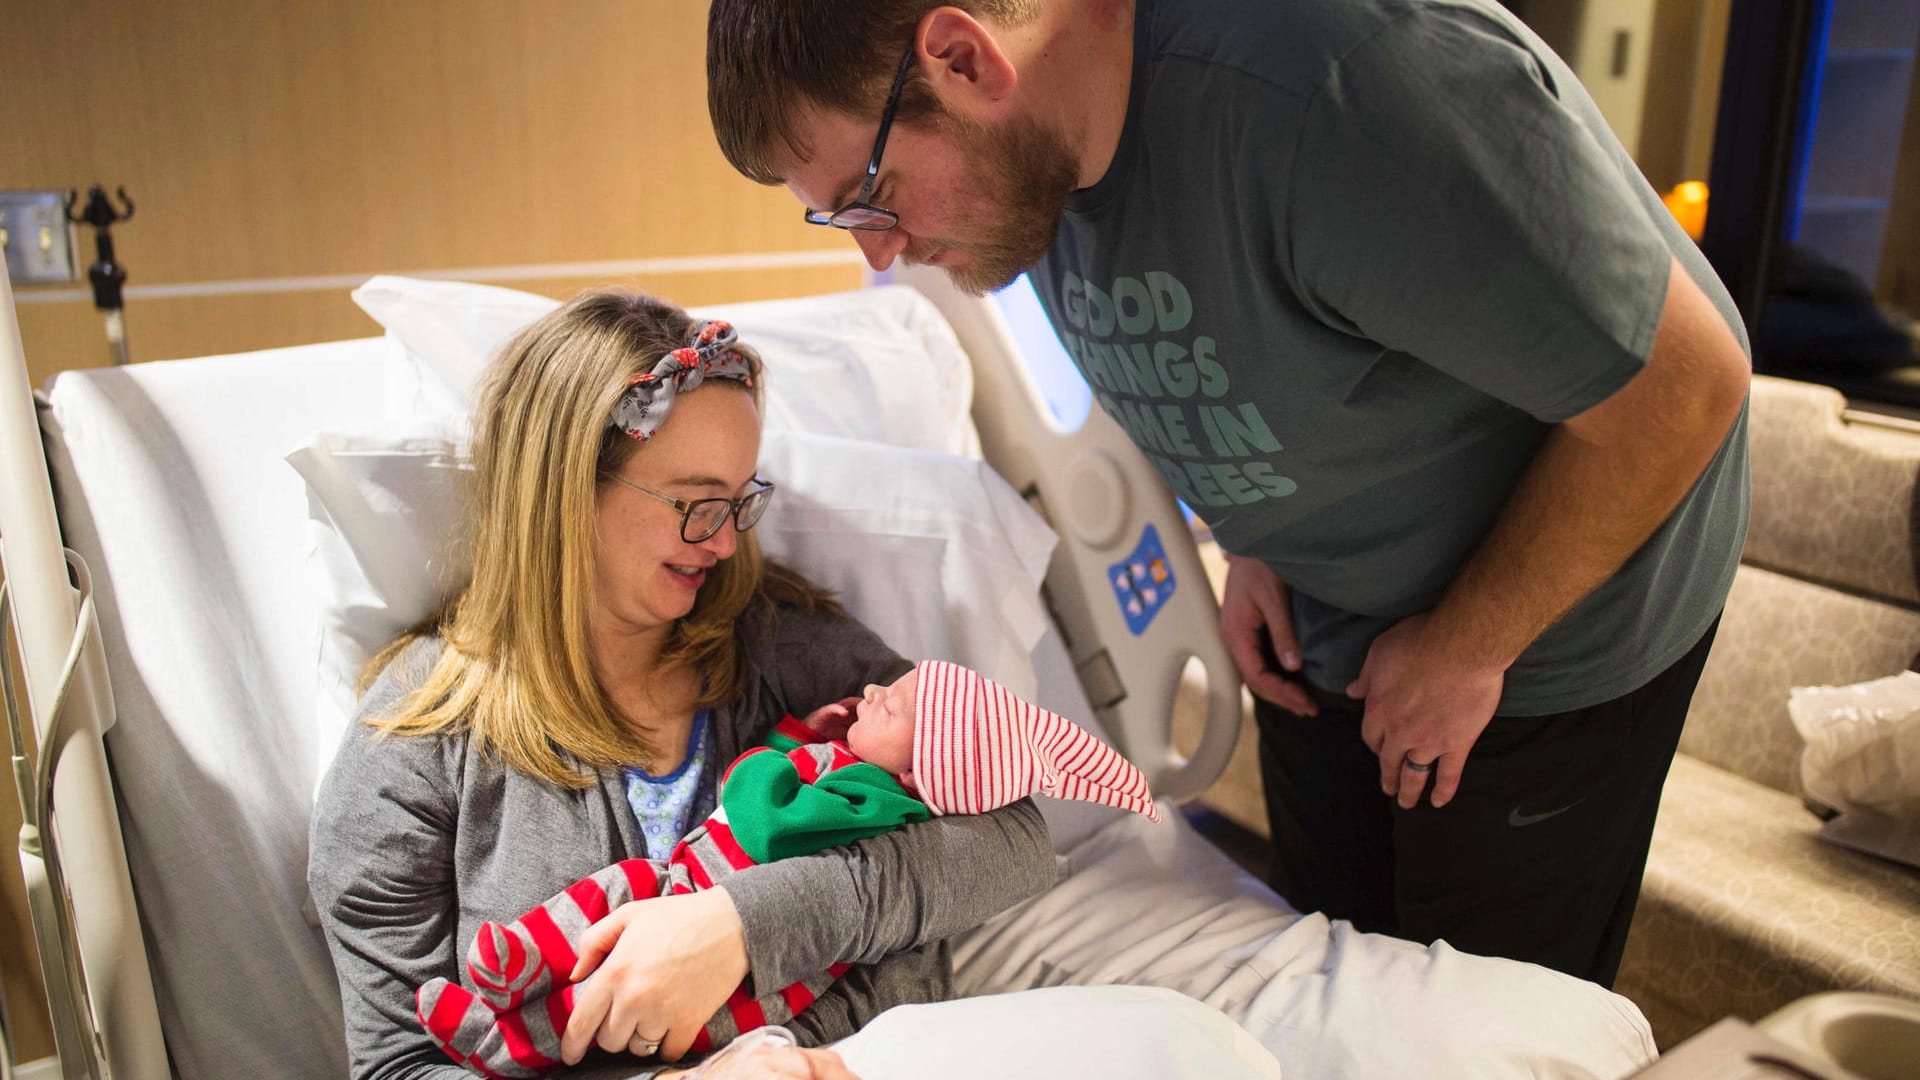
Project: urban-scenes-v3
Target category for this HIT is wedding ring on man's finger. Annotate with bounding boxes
[1403,752,1437,773]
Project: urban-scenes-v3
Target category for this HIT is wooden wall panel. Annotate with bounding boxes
[1638,0,1706,192]
[1878,24,1920,310]
[2,2,828,279]
[1682,0,1733,185]
[13,263,863,387]
[1,1,860,382]
[1631,0,1732,194]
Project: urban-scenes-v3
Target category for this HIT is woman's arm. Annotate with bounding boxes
[724,606,1062,993]
[722,799,1058,993]
[310,658,665,1080]
[310,718,508,1080]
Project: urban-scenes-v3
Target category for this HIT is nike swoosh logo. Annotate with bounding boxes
[1508,800,1583,827]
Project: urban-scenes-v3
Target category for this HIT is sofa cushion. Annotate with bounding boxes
[1619,753,1920,1045]
[1745,376,1920,606]
[1682,563,1920,795]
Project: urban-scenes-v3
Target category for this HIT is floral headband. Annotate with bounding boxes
[609,320,757,442]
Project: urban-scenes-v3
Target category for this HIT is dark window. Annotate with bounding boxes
[1514,0,1920,415]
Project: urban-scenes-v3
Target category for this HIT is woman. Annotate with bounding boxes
[309,290,1058,1079]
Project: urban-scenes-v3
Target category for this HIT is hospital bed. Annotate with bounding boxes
[0,262,1659,1080]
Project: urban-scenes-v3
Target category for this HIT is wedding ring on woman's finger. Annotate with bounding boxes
[1402,752,1437,773]
[630,1032,664,1057]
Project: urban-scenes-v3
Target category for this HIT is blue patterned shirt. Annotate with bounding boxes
[624,710,717,862]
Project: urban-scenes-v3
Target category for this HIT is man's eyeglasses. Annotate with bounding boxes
[608,475,776,543]
[803,48,915,232]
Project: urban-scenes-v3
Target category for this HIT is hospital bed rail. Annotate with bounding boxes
[897,266,1243,802]
[1,267,169,1079]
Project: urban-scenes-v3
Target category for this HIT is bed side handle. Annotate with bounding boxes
[4,575,109,1079]
[895,267,1241,801]
[2,257,168,1079]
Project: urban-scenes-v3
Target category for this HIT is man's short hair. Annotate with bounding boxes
[708,0,1039,185]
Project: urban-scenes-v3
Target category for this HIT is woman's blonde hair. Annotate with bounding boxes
[364,288,838,786]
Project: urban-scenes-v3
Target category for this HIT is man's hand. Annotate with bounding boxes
[560,888,750,1064]
[1341,258,1745,811]
[1220,554,1319,716]
[1346,614,1504,809]
[798,696,862,741]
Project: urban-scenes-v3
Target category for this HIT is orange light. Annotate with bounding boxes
[1663,181,1709,241]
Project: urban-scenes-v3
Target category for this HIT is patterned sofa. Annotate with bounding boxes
[1613,375,1920,1045]
[1177,374,1920,1048]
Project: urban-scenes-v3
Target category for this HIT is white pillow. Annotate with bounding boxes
[832,986,1283,1079]
[754,429,1055,701]
[287,420,471,783]
[350,275,982,459]
[289,425,1055,786]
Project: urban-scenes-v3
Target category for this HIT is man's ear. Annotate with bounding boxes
[917,7,1019,114]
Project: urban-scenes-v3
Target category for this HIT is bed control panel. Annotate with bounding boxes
[1108,524,1176,637]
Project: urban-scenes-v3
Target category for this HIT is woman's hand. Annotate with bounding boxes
[660,1045,861,1079]
[560,888,750,1064]
[1220,553,1319,716]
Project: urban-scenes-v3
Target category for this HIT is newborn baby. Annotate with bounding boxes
[418,660,1159,1077]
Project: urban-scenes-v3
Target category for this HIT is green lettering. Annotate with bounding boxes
[1194,337,1230,398]
[1078,337,1121,393]
[1243,461,1299,498]
[1183,460,1228,506]
[1198,403,1227,456]
[1212,462,1261,505]
[1159,404,1199,457]
[1147,271,1192,333]
[1205,403,1281,456]
[1118,343,1162,397]
[1154,341,1198,398]
[1124,397,1174,455]
[1085,280,1116,337]
[1061,272,1087,330]
[1096,342,1145,396]
[1113,276,1155,336]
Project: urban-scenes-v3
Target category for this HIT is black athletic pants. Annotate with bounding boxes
[1255,618,1719,988]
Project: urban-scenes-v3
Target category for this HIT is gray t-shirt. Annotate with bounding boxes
[1030,0,1750,714]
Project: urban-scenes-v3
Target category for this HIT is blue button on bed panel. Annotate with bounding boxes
[1109,523,1176,636]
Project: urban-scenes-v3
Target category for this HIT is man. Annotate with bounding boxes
[706,0,1751,988]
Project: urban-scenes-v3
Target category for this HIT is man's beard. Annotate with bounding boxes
[917,111,1079,297]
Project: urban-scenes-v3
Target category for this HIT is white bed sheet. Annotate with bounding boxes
[953,809,1655,1079]
[40,339,406,1079]
[37,293,1655,1080]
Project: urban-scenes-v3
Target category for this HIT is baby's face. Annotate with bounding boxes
[848,670,917,775]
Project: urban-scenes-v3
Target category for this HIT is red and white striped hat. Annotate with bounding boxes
[911,660,1161,822]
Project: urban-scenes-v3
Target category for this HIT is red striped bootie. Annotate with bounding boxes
[467,859,665,1011]
[417,977,576,1078]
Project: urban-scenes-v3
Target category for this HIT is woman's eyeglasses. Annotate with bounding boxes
[608,475,776,543]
